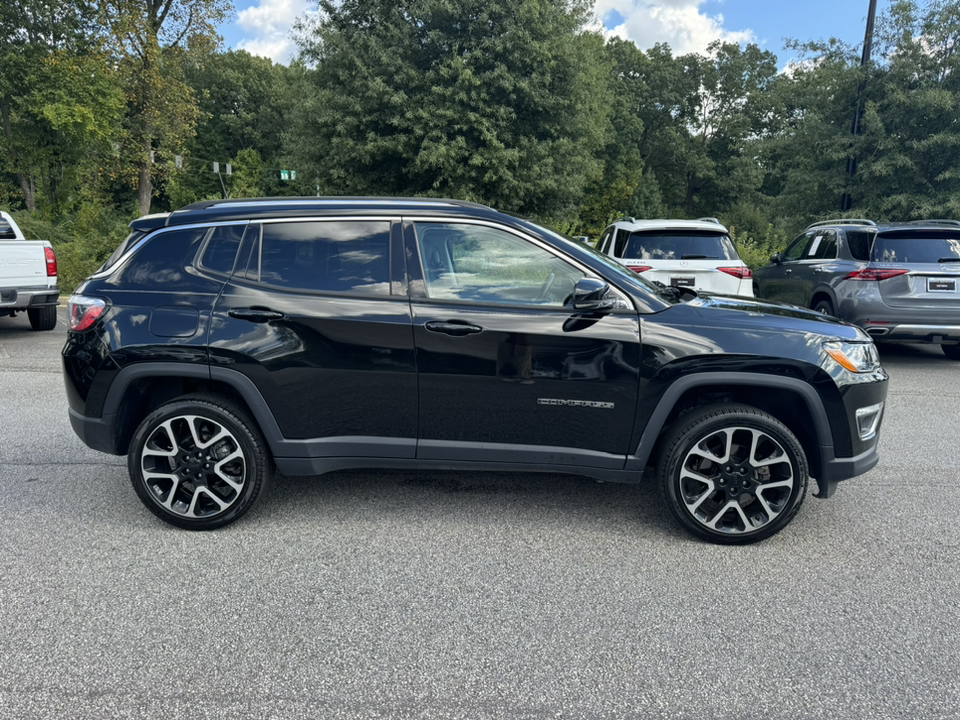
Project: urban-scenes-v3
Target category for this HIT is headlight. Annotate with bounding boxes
[822,340,881,373]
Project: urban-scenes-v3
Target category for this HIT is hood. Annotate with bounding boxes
[686,292,871,341]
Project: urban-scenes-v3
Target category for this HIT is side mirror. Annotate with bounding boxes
[572,278,615,312]
[770,252,782,264]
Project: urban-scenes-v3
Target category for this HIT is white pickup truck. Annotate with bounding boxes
[0,210,60,331]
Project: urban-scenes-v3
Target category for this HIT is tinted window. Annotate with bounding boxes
[415,222,584,306]
[199,224,246,275]
[258,221,391,295]
[846,230,874,261]
[808,232,837,260]
[105,227,208,289]
[624,231,737,260]
[599,228,614,254]
[782,234,812,262]
[872,231,960,263]
[102,230,147,272]
[614,229,630,257]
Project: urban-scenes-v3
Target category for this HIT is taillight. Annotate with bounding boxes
[844,268,909,281]
[718,266,753,279]
[67,294,107,331]
[627,265,651,273]
[44,246,58,277]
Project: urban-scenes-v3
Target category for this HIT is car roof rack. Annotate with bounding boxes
[697,217,721,224]
[806,218,877,230]
[615,216,637,224]
[903,218,960,226]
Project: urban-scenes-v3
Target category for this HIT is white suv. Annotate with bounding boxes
[596,218,753,296]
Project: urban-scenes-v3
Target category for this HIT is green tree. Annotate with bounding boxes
[289,0,610,220]
[0,0,122,214]
[173,50,296,203]
[95,0,231,216]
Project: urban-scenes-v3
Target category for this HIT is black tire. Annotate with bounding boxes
[812,299,835,317]
[128,395,272,530]
[657,404,808,544]
[28,305,57,331]
[942,343,960,360]
[752,281,762,298]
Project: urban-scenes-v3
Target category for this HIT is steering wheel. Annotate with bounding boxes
[535,272,556,302]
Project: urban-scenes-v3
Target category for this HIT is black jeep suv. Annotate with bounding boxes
[63,197,888,543]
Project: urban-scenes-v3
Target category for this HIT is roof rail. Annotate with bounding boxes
[615,216,637,224]
[902,218,960,226]
[805,218,876,230]
[697,217,721,224]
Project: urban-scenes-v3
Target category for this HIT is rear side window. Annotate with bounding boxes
[258,220,391,295]
[624,231,737,261]
[199,224,247,276]
[872,231,960,263]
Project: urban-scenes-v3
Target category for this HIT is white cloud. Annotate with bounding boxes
[594,0,754,56]
[236,0,312,63]
[230,0,755,64]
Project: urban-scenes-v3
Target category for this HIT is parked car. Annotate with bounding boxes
[0,210,60,330]
[595,217,753,296]
[63,197,887,544]
[754,218,960,359]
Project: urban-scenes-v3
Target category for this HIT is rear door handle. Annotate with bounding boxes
[229,308,285,323]
[424,321,483,336]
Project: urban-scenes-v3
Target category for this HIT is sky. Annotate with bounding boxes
[219,0,882,66]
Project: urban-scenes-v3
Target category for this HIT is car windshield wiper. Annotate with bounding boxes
[938,257,960,263]
[680,254,716,259]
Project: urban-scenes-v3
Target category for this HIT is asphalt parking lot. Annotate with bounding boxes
[1,307,958,719]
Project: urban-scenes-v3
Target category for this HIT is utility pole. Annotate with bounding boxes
[841,0,879,212]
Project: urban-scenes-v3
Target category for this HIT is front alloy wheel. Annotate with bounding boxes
[658,404,808,544]
[128,396,270,529]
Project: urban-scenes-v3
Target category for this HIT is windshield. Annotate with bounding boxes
[625,231,737,260]
[518,218,662,293]
[872,231,960,263]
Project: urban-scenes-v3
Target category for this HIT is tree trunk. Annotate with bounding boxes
[138,162,152,216]
[0,97,37,212]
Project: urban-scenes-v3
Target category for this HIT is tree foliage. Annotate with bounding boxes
[289,0,610,219]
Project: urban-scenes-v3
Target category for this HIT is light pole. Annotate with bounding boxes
[841,0,879,212]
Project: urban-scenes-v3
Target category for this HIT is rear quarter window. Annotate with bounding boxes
[104,227,208,289]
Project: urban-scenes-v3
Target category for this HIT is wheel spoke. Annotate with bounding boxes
[137,411,248,520]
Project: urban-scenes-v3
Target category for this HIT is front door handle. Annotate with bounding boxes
[229,307,285,323]
[424,321,483,336]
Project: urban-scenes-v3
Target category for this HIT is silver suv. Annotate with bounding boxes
[754,219,960,359]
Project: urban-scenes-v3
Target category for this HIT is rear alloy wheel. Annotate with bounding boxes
[658,404,808,544]
[128,396,271,530]
[28,305,57,331]
[942,343,960,360]
[812,299,835,317]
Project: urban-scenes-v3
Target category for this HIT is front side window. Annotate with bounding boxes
[414,222,585,307]
[257,220,391,295]
[782,234,813,262]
